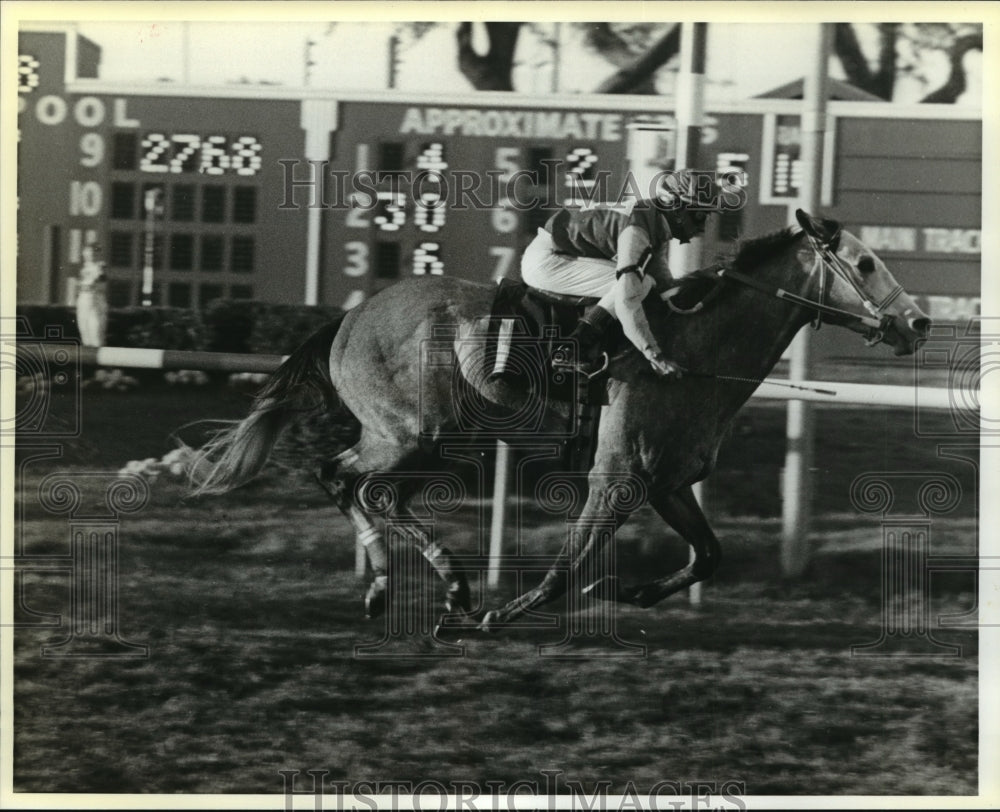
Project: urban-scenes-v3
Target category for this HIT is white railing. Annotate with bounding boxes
[20,344,975,590]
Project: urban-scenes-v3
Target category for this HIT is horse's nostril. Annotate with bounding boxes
[909,317,931,336]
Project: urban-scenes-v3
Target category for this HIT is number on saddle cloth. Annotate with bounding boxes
[486,280,600,393]
[484,279,609,471]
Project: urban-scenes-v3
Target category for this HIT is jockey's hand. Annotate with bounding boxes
[648,353,684,379]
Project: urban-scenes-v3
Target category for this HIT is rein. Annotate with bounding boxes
[654,231,902,397]
[674,233,900,345]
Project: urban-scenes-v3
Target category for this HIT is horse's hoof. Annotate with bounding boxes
[582,575,624,602]
[434,609,480,637]
[444,581,472,615]
[364,575,388,619]
[478,610,502,633]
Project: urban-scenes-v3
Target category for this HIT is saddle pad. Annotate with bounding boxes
[485,279,591,402]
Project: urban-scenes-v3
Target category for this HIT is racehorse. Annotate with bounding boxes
[186,210,930,630]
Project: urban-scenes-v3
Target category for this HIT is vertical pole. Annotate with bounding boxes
[674,22,708,173]
[181,21,191,84]
[688,482,704,607]
[299,100,338,305]
[141,189,161,307]
[487,441,511,589]
[674,22,708,606]
[388,35,399,89]
[551,23,561,93]
[355,534,367,578]
[670,22,707,294]
[781,23,831,577]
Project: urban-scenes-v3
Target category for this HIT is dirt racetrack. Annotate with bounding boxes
[12,378,978,797]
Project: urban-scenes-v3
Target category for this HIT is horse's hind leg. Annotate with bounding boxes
[394,507,472,615]
[315,445,397,618]
[585,485,721,608]
[316,446,472,618]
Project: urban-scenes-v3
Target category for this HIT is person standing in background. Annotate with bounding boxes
[76,244,108,347]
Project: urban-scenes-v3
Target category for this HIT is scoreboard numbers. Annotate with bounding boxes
[79,132,104,168]
[489,246,515,281]
[346,194,370,228]
[374,191,406,232]
[414,143,447,235]
[413,242,444,276]
[140,133,170,173]
[139,132,263,176]
[416,142,446,172]
[414,190,446,233]
[344,141,452,281]
[344,241,369,277]
[69,180,102,216]
[488,147,523,277]
[201,135,231,175]
[564,146,599,205]
[491,203,518,234]
[19,54,40,94]
[169,134,201,173]
[231,135,263,176]
[494,147,519,182]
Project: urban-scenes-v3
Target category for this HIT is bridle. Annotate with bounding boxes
[651,228,908,394]
[715,231,902,347]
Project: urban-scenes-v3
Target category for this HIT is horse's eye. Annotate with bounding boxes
[857,255,875,274]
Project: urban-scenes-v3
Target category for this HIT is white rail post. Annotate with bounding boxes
[487,440,511,589]
[781,23,831,577]
[675,22,708,606]
[689,481,705,607]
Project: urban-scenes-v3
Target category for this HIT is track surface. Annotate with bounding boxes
[12,380,979,795]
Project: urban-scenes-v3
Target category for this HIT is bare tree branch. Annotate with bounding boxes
[593,23,681,94]
[582,23,635,68]
[833,23,882,97]
[921,32,983,103]
[871,23,899,99]
[456,22,523,91]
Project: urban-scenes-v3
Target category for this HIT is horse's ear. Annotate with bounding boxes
[795,209,841,249]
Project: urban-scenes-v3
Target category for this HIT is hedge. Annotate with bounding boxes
[15,301,346,356]
[203,299,344,355]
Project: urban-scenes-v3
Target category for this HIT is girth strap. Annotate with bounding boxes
[526,286,600,309]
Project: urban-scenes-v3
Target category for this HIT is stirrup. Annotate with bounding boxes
[552,350,609,380]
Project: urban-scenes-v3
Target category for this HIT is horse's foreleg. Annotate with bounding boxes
[480,483,629,630]
[585,485,721,607]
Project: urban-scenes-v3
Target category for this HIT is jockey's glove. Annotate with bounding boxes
[646,351,684,379]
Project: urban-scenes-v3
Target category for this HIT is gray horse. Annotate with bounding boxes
[187,211,930,630]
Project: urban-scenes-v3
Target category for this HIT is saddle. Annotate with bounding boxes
[485,280,622,395]
[485,279,618,470]
[482,270,724,470]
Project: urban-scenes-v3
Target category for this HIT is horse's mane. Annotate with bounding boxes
[729,227,804,273]
[667,227,804,300]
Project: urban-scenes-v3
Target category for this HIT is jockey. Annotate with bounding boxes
[520,171,712,379]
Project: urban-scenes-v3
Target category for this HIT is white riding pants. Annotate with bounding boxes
[520,229,660,357]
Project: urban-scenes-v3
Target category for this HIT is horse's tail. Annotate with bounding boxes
[186,317,346,496]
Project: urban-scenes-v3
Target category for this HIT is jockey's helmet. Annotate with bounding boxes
[655,170,711,244]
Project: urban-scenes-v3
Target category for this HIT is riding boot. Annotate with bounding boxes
[552,305,614,373]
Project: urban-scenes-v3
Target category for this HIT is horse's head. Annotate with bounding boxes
[795,210,930,356]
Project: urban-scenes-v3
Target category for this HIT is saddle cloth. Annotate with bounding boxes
[486,279,624,401]
[485,279,611,470]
